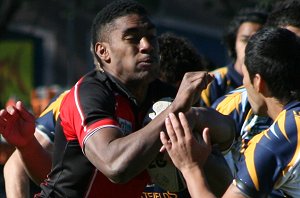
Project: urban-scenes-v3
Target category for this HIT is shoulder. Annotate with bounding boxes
[273,102,300,136]
[213,86,248,114]
[212,66,228,75]
[35,90,70,142]
[212,66,229,80]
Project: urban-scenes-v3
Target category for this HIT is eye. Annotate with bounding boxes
[124,35,141,44]
[241,36,250,44]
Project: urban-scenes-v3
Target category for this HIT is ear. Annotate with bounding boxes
[95,42,110,63]
[253,74,270,96]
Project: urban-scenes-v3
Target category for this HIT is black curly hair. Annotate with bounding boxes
[266,0,300,29]
[158,32,208,87]
[223,7,268,61]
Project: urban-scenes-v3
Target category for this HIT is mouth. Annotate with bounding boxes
[139,57,154,64]
[138,57,157,69]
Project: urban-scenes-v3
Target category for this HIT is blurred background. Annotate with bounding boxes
[0,0,275,115]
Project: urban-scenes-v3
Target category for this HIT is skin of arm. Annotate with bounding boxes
[84,72,214,183]
[161,112,215,198]
[0,102,53,189]
[4,130,53,198]
[160,112,247,198]
[157,107,234,196]
[4,151,30,198]
[17,131,52,185]
[0,141,15,165]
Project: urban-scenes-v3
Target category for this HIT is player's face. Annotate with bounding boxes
[104,14,159,85]
[235,22,262,76]
[242,63,267,116]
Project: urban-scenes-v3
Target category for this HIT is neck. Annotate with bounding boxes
[103,69,151,104]
[126,80,149,104]
[265,97,287,120]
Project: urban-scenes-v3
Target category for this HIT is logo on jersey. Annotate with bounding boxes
[118,117,132,135]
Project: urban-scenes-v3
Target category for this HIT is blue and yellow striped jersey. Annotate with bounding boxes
[235,101,300,197]
[212,86,272,140]
[212,86,250,135]
[35,90,69,143]
[200,63,243,107]
[212,87,272,178]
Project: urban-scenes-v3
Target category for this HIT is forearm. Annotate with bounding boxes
[86,103,182,183]
[0,141,15,164]
[17,137,52,184]
[181,166,216,198]
[4,151,30,198]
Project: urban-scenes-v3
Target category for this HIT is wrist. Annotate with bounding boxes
[180,163,202,177]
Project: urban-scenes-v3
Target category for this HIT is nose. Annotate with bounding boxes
[139,37,153,53]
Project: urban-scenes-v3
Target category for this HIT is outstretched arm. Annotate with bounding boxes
[160,112,246,198]
[4,131,53,197]
[160,112,215,198]
[85,72,214,183]
[0,101,52,184]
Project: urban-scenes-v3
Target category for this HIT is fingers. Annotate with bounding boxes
[0,110,6,134]
[198,72,214,90]
[16,101,35,122]
[164,112,191,143]
[160,131,171,151]
[178,112,192,139]
[160,112,186,152]
[0,109,6,117]
[165,115,178,143]
[6,106,19,124]
[183,71,214,88]
[0,109,9,136]
[0,109,10,123]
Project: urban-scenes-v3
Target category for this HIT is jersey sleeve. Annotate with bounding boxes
[235,108,300,197]
[212,87,250,135]
[35,91,69,143]
[59,77,120,150]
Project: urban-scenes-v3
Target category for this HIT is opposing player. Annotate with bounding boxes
[200,8,267,107]
[162,27,300,197]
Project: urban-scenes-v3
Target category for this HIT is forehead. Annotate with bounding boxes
[237,22,262,36]
[110,14,156,34]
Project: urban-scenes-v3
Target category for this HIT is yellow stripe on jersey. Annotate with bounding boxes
[201,84,212,107]
[277,110,290,142]
[215,91,242,115]
[244,132,265,191]
[283,111,300,175]
[214,67,228,79]
[39,90,69,120]
[201,67,228,107]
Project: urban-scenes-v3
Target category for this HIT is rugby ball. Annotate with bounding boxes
[144,97,187,192]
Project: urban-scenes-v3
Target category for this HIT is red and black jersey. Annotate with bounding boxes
[38,70,176,198]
